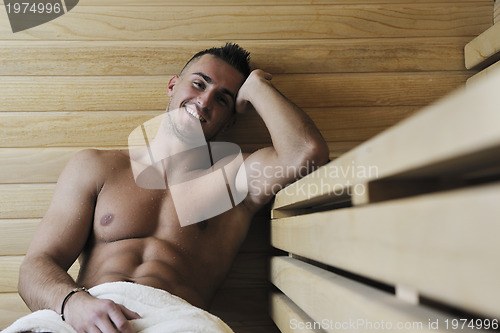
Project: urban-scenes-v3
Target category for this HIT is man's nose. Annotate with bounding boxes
[196,90,214,110]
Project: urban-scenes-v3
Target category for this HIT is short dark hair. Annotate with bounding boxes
[181,43,251,78]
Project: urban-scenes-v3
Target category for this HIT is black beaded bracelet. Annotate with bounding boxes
[60,287,89,321]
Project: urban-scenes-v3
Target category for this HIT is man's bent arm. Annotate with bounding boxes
[18,149,139,333]
[19,150,99,312]
[237,70,329,207]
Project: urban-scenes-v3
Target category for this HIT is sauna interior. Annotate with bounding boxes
[1,0,499,332]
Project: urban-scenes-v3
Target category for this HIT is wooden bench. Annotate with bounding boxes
[269,64,500,333]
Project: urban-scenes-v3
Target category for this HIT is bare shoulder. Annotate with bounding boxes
[65,148,128,173]
[67,148,126,168]
[59,149,129,193]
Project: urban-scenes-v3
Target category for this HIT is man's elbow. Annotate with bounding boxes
[17,257,31,300]
[305,139,330,167]
[310,139,330,166]
[295,139,330,175]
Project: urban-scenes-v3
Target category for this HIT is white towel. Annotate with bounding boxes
[3,282,234,333]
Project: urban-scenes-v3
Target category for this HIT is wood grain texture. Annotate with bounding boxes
[465,21,500,69]
[0,111,162,147]
[0,293,30,330]
[0,148,76,183]
[0,73,469,112]
[271,183,500,319]
[0,76,168,112]
[495,0,500,24]
[0,38,470,76]
[0,4,491,40]
[0,219,39,256]
[0,184,54,219]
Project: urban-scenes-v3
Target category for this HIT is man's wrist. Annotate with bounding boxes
[60,287,90,321]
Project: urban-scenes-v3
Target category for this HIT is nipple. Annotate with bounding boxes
[100,214,114,226]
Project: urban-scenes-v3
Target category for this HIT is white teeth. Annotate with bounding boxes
[185,106,206,122]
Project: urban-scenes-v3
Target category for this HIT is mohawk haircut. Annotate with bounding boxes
[180,43,251,78]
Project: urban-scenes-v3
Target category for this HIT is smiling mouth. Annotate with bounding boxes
[184,105,207,123]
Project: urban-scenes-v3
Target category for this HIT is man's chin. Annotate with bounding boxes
[168,114,207,146]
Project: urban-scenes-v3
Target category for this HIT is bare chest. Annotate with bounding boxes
[94,177,170,242]
[91,165,252,247]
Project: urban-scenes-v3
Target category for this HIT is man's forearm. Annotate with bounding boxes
[242,71,328,165]
[18,255,79,313]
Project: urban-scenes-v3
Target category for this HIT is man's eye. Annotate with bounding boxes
[217,96,227,105]
[193,81,204,89]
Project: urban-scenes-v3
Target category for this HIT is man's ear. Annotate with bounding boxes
[167,75,179,97]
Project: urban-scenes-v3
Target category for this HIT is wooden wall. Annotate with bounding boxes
[0,0,493,331]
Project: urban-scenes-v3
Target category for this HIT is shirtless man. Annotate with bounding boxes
[17,43,329,333]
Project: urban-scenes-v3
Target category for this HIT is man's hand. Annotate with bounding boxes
[64,291,141,333]
[235,69,273,114]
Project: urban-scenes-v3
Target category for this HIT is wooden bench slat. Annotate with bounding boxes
[270,292,325,333]
[0,38,470,76]
[271,182,500,318]
[270,257,484,333]
[0,73,468,112]
[0,4,491,41]
[467,60,500,85]
[465,22,500,69]
[272,66,500,210]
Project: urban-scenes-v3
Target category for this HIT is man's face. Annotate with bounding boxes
[166,54,245,141]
